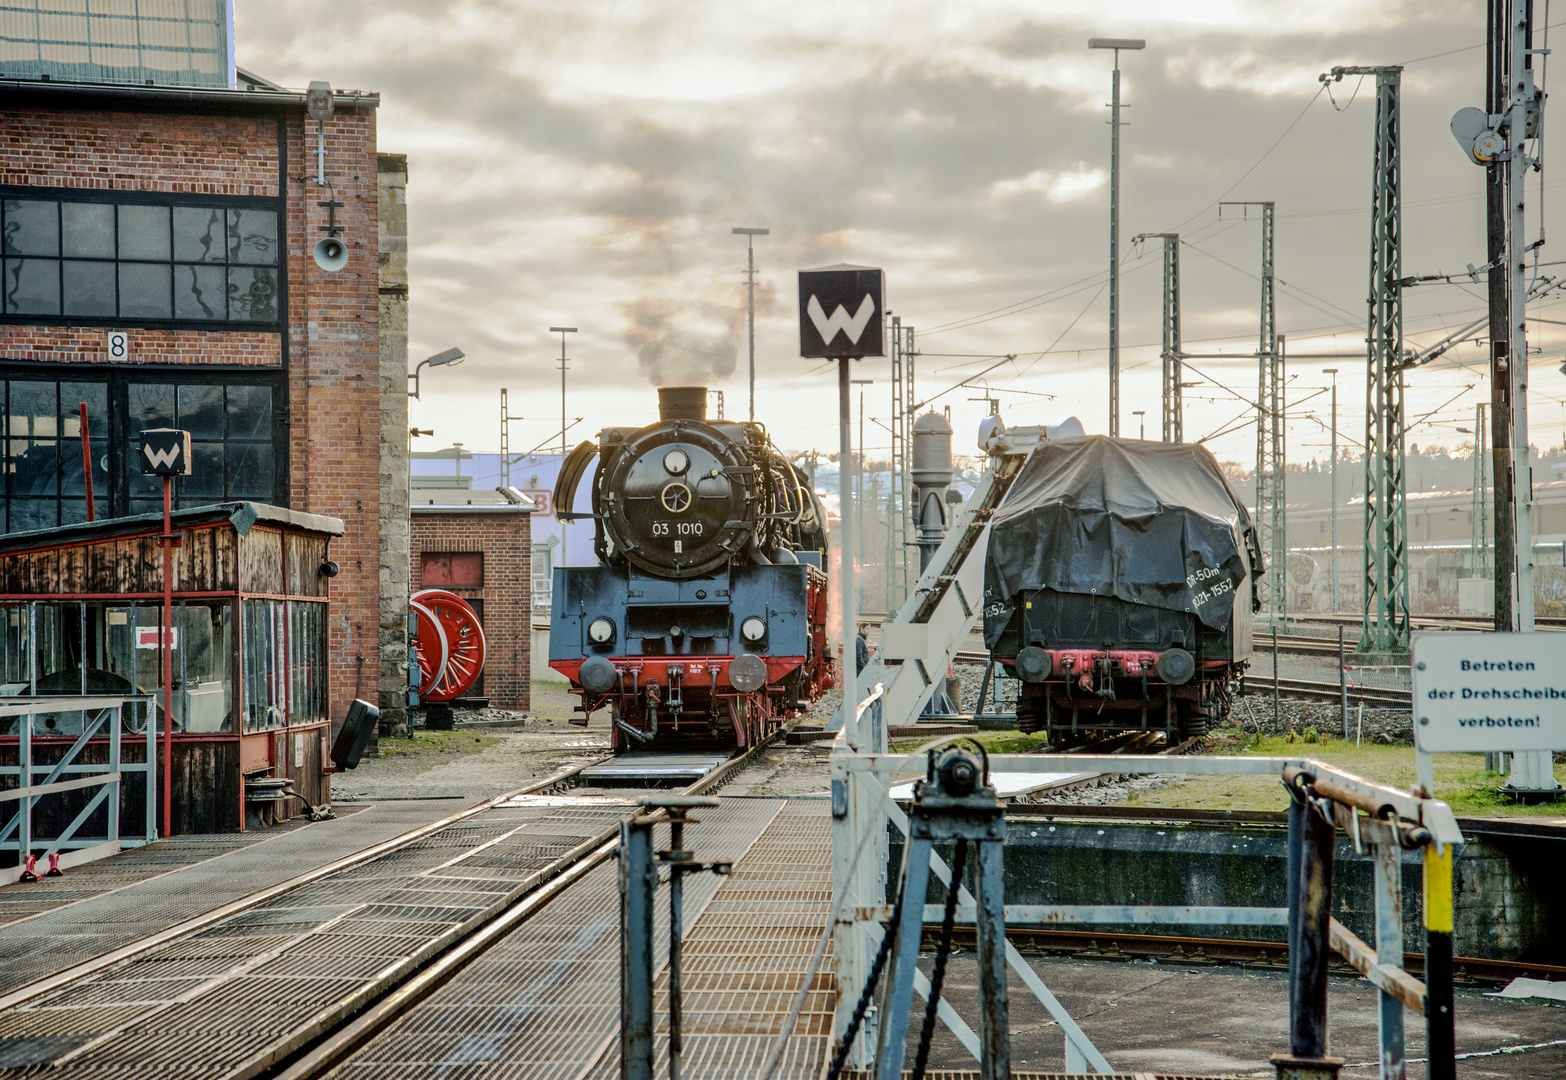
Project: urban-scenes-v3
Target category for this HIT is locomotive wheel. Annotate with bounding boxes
[412,589,487,702]
[408,600,449,700]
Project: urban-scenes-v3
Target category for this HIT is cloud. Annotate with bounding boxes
[992,165,1106,203]
[233,0,1560,462]
[621,293,743,387]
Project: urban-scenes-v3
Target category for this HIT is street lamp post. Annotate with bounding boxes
[551,327,578,456]
[1323,368,1338,612]
[1089,36,1146,439]
[1132,409,1146,440]
[408,346,465,400]
[732,228,768,422]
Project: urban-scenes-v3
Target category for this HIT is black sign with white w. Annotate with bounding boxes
[797,264,885,359]
[139,428,193,476]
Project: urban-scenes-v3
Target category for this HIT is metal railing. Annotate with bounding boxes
[1,696,158,881]
[828,702,1464,1079]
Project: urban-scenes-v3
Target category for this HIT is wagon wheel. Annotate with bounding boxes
[412,589,487,702]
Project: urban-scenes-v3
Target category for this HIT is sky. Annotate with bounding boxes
[235,0,1566,471]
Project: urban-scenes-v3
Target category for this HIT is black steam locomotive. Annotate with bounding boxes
[983,435,1260,743]
[550,387,833,751]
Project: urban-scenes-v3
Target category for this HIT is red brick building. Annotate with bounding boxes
[0,77,393,739]
[410,502,532,710]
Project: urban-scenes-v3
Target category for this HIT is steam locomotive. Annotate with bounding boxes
[983,435,1260,743]
[550,387,832,751]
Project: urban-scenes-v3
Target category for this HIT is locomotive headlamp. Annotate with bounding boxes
[663,449,690,474]
[588,617,616,644]
[740,616,768,643]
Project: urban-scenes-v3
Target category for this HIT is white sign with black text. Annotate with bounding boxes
[1411,631,1566,752]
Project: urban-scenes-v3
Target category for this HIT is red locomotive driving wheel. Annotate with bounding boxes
[411,589,487,702]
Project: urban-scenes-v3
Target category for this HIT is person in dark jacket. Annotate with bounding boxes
[855,623,873,670]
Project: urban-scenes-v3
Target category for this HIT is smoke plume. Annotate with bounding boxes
[621,296,742,387]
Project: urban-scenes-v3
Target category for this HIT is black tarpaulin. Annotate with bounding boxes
[984,436,1261,643]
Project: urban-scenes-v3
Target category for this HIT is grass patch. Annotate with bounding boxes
[889,729,1052,755]
[1115,729,1566,818]
[375,729,501,759]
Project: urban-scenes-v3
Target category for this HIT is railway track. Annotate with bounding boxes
[8,715,1555,1076]
[869,611,1566,632]
[1243,672,1411,707]
[953,649,1412,708]
[0,721,791,1079]
[932,923,1565,990]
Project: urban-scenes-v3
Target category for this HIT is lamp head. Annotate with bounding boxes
[1089,38,1146,50]
[549,326,578,334]
[427,347,465,367]
[306,81,334,122]
[732,227,770,236]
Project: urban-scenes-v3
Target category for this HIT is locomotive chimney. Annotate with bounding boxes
[658,386,708,422]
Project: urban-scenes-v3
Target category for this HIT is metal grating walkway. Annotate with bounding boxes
[0,831,291,930]
[0,798,491,995]
[0,798,634,1075]
[593,799,835,1079]
[325,797,786,1080]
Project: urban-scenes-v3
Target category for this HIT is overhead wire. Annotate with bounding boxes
[1011,281,1109,379]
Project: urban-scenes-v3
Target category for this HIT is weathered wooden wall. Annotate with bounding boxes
[164,739,243,834]
[0,525,239,596]
[269,724,329,807]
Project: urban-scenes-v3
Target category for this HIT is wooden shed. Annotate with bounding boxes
[0,502,344,834]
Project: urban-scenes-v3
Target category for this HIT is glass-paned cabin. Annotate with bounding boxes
[0,502,342,833]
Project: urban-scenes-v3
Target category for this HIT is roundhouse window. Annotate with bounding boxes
[2,192,281,328]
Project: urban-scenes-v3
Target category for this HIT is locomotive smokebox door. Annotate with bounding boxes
[139,428,192,476]
[798,265,885,358]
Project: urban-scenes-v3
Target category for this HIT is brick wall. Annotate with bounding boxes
[411,510,531,710]
[0,94,383,723]
[283,106,382,722]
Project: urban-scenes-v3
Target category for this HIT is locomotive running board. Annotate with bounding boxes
[827,424,1054,739]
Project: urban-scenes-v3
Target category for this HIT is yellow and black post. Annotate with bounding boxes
[1423,842,1456,1080]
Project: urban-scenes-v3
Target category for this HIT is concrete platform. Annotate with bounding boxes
[905,954,1566,1079]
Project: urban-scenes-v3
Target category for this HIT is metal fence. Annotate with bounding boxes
[827,691,1464,1077]
[1,696,158,881]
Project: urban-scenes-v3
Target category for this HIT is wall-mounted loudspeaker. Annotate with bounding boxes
[314,237,348,271]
